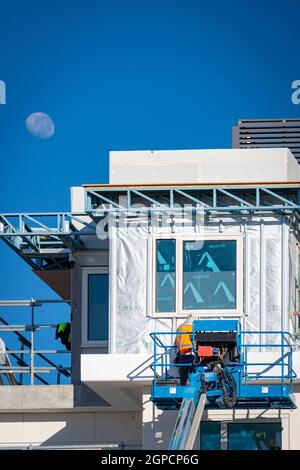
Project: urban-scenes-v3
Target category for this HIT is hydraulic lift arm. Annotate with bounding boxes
[168,392,207,450]
[151,320,296,451]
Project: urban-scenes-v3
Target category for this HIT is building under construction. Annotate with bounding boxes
[0,141,300,450]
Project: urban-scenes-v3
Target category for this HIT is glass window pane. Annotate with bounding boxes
[156,239,176,313]
[228,422,282,450]
[200,421,221,450]
[183,240,236,310]
[88,274,109,341]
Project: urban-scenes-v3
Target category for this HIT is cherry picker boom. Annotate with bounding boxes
[150,320,296,450]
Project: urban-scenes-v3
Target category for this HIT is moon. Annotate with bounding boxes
[25,112,55,139]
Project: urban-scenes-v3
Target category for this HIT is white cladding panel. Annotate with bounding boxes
[0,412,141,446]
[109,148,300,185]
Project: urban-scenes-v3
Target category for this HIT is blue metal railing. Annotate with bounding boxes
[150,330,295,393]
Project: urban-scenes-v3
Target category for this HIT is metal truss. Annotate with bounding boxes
[85,183,300,216]
[0,212,89,270]
[1,183,300,270]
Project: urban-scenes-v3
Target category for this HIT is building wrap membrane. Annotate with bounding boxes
[109,215,289,354]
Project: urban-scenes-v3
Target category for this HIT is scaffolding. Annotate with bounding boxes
[0,299,71,385]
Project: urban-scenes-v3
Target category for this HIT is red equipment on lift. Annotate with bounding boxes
[197,345,220,358]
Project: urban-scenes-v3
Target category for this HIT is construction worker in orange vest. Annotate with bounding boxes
[175,314,195,386]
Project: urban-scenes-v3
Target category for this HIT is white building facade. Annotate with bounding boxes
[0,148,300,450]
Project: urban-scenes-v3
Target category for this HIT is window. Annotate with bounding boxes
[200,421,282,450]
[153,236,241,316]
[228,423,282,450]
[156,239,176,313]
[200,421,221,450]
[88,274,109,341]
[82,268,109,346]
[183,240,236,310]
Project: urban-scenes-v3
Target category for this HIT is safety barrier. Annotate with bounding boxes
[150,330,296,394]
[0,299,71,385]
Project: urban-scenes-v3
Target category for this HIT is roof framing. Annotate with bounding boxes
[1,183,300,270]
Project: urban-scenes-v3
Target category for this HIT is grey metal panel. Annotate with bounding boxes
[239,133,300,138]
[233,119,300,161]
[238,118,300,127]
[232,126,239,148]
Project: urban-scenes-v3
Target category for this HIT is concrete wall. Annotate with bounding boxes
[0,388,299,449]
[81,354,152,382]
[0,390,297,449]
[0,385,110,411]
[0,411,142,448]
[142,391,178,450]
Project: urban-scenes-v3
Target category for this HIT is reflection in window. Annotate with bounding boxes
[183,240,236,310]
[200,421,221,450]
[88,274,109,341]
[156,239,176,312]
[228,422,281,450]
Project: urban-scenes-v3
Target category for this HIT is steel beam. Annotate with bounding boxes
[0,183,300,270]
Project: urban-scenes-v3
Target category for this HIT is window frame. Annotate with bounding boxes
[152,234,243,318]
[200,420,222,450]
[155,238,177,314]
[227,421,282,450]
[82,267,109,347]
[200,419,283,450]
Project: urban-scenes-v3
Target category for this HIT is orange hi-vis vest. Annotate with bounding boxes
[176,323,193,354]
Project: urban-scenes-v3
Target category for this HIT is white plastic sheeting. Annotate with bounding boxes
[288,232,298,335]
[244,222,284,346]
[109,216,289,354]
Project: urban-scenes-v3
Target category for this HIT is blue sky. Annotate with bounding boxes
[0,0,299,380]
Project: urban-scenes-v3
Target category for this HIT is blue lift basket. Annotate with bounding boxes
[150,320,296,411]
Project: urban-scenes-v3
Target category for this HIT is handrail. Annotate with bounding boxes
[151,330,295,389]
[0,317,71,378]
[0,442,142,450]
[0,299,71,385]
[127,353,158,380]
[5,346,48,385]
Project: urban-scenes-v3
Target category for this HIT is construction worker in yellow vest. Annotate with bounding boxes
[175,314,195,386]
[55,322,71,351]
